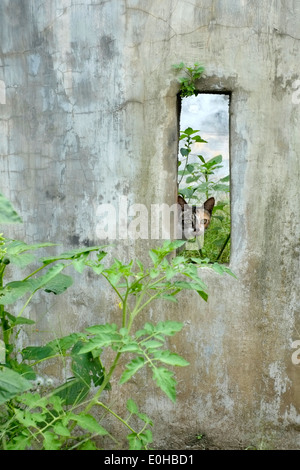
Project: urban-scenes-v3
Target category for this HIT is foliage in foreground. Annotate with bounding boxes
[0,139,236,452]
[0,192,234,450]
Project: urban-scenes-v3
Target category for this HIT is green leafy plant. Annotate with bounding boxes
[0,193,22,225]
[172,62,205,97]
[178,126,231,263]
[173,62,231,263]
[0,210,235,450]
[178,127,230,200]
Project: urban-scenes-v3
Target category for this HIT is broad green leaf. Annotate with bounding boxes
[213,183,230,192]
[172,62,185,69]
[193,135,207,143]
[74,413,108,435]
[186,175,198,183]
[16,392,47,409]
[30,263,66,290]
[79,324,120,353]
[162,239,185,252]
[172,256,186,266]
[119,357,145,384]
[0,192,22,224]
[180,148,189,157]
[44,273,73,295]
[126,398,139,414]
[152,350,189,367]
[22,333,83,361]
[48,333,83,354]
[196,290,209,302]
[152,367,177,402]
[155,321,183,336]
[148,250,159,266]
[127,432,143,450]
[135,321,183,340]
[72,253,89,273]
[0,366,32,404]
[127,429,153,450]
[178,187,195,199]
[137,413,153,426]
[5,311,35,326]
[22,345,55,361]
[43,431,62,450]
[207,154,222,166]
[179,77,189,84]
[150,268,159,278]
[4,240,57,255]
[53,378,89,406]
[78,336,115,354]
[183,127,200,136]
[0,264,67,305]
[119,342,140,353]
[212,263,236,278]
[10,362,36,380]
[198,154,206,163]
[90,263,105,275]
[220,174,230,182]
[40,246,106,264]
[7,253,35,268]
[14,408,39,428]
[53,422,71,437]
[78,440,98,450]
[186,164,195,172]
[143,340,164,350]
[6,433,32,450]
[48,395,65,413]
[173,280,206,292]
[160,294,178,303]
[71,341,105,388]
[165,266,176,280]
[0,281,34,305]
[139,429,153,444]
[135,322,155,338]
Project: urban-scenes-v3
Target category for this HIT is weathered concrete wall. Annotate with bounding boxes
[0,0,299,449]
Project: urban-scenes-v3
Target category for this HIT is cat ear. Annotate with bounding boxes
[177,195,187,210]
[204,197,215,214]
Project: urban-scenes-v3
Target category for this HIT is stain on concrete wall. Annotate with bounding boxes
[0,0,299,449]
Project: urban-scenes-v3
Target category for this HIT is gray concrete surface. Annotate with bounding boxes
[0,0,299,449]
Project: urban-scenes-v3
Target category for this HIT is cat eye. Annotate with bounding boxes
[201,219,208,225]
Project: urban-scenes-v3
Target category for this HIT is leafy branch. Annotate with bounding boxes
[0,195,235,450]
[172,62,205,97]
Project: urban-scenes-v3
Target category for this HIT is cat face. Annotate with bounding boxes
[177,195,215,240]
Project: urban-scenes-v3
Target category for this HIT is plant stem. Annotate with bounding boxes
[0,264,9,362]
[83,352,122,414]
[101,273,123,302]
[96,401,136,434]
[178,137,192,186]
[22,264,48,281]
[216,232,231,261]
[127,275,168,329]
[17,290,37,318]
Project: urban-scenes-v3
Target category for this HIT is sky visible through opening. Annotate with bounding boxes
[179,93,230,182]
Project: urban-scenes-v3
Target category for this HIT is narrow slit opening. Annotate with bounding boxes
[177,92,231,264]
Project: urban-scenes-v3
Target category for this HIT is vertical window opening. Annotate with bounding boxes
[178,93,231,264]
